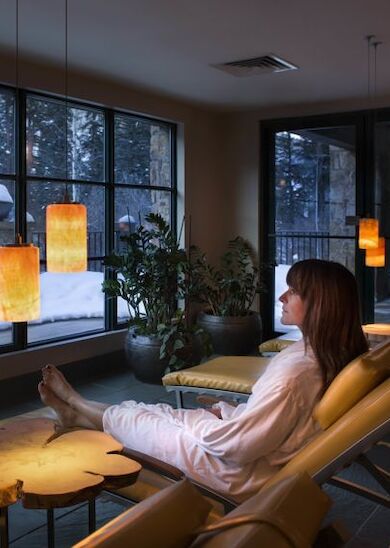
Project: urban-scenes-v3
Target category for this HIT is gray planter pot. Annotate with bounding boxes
[125,330,203,385]
[197,311,262,355]
[125,331,168,385]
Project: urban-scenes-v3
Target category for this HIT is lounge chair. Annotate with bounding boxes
[74,472,331,548]
[162,336,297,408]
[111,340,390,512]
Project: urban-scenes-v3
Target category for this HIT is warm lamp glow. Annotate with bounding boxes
[46,203,87,272]
[365,237,385,267]
[359,218,379,249]
[0,244,40,321]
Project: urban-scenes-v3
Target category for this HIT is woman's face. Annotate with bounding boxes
[279,287,305,328]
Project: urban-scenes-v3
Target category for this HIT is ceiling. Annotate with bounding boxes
[0,0,390,110]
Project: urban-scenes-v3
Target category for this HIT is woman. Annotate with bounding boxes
[39,259,367,502]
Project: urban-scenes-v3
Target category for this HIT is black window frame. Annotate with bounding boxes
[0,84,177,354]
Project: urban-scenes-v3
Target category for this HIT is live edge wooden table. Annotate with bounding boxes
[0,418,141,548]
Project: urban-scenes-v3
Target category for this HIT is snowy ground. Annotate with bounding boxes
[1,265,389,344]
[0,272,129,332]
[274,264,298,333]
[0,267,297,334]
[36,271,129,324]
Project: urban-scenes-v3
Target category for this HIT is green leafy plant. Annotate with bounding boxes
[102,213,211,370]
[189,236,267,316]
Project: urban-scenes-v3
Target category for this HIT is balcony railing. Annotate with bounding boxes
[275,231,330,264]
[31,231,127,270]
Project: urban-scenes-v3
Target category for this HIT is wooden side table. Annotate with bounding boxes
[0,418,141,548]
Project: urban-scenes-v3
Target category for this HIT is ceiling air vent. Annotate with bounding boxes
[213,54,298,77]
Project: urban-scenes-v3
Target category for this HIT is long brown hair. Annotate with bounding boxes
[286,259,368,390]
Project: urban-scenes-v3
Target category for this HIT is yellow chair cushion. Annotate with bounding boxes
[192,472,330,548]
[263,378,390,490]
[74,479,212,548]
[162,356,270,394]
[258,338,296,354]
[314,340,390,429]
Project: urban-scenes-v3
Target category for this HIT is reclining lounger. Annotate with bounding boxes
[163,356,270,408]
[115,341,390,511]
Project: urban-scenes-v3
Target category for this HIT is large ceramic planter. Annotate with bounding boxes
[125,331,168,385]
[125,330,203,385]
[197,311,262,355]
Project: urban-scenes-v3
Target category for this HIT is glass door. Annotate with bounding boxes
[262,122,358,335]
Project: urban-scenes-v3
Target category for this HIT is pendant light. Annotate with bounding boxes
[46,0,87,273]
[358,217,379,249]
[366,236,385,267]
[364,40,385,267]
[47,194,87,273]
[0,1,40,322]
[0,236,40,321]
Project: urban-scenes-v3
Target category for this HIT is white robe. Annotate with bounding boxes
[103,340,323,501]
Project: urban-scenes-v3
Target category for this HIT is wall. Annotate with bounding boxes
[0,54,231,379]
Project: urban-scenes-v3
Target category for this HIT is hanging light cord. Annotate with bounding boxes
[64,0,69,200]
[366,35,374,104]
[15,0,22,244]
[15,0,19,90]
[373,40,382,105]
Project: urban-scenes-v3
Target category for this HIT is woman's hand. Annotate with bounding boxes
[207,407,222,419]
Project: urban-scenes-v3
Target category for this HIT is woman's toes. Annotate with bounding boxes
[38,381,51,405]
[41,365,52,380]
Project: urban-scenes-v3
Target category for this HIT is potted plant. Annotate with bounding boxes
[189,237,266,355]
[102,213,210,384]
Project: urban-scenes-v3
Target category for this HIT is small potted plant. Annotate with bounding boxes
[189,237,266,355]
[102,213,210,384]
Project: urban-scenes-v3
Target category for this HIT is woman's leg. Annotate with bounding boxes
[41,365,110,430]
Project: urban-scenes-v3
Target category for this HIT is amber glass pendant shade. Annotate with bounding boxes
[358,218,379,249]
[0,244,40,321]
[365,237,385,267]
[46,203,87,272]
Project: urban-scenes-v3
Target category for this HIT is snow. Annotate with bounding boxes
[0,265,299,337]
[7,210,35,222]
[274,264,299,333]
[0,184,12,203]
[0,271,130,329]
[118,214,135,224]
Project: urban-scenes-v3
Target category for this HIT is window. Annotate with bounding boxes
[273,126,356,333]
[261,111,390,338]
[113,113,174,321]
[0,86,176,353]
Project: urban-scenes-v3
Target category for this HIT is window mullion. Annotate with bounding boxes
[104,109,115,331]
[14,88,27,348]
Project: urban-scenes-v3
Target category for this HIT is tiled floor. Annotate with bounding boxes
[0,365,389,547]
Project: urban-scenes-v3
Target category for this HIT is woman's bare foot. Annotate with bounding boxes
[38,381,78,428]
[41,364,82,407]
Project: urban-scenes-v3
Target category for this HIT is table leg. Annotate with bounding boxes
[47,508,55,548]
[88,499,96,534]
[0,506,9,548]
